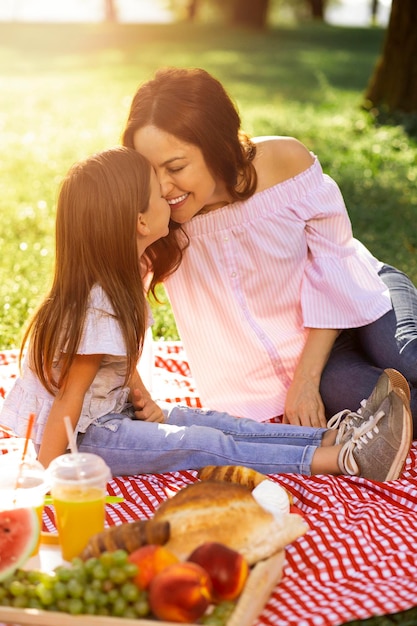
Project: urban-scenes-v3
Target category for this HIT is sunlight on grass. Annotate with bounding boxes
[0,21,416,349]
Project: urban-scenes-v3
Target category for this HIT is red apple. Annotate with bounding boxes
[148,561,213,623]
[187,541,249,602]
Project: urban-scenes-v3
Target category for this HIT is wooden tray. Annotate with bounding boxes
[0,549,285,626]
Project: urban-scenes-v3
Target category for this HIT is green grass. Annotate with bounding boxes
[0,21,416,351]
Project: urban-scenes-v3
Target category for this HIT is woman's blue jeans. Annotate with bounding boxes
[321,264,417,435]
[78,405,326,477]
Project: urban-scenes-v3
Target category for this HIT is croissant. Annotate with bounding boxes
[197,465,267,489]
[79,519,170,560]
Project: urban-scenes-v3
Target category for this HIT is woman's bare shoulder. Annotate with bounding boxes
[252,136,315,190]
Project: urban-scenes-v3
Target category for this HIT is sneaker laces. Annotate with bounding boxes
[338,407,386,476]
[327,407,364,444]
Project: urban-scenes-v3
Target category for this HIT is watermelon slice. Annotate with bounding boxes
[0,507,39,580]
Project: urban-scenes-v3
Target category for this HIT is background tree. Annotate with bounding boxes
[305,0,327,20]
[364,0,417,115]
[231,0,269,28]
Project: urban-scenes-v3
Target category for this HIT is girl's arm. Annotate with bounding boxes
[283,328,339,428]
[37,354,103,468]
[129,368,165,423]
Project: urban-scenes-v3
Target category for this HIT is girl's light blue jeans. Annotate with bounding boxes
[77,404,326,477]
[321,264,417,436]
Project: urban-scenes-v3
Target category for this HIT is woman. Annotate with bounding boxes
[123,67,417,435]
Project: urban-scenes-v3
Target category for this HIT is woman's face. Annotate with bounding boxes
[133,125,227,223]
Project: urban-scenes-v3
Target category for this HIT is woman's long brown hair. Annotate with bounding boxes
[122,67,257,299]
[20,147,151,394]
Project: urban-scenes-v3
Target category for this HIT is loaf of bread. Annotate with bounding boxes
[198,464,293,516]
[198,464,267,489]
[152,481,308,565]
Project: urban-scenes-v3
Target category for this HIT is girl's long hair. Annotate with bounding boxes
[122,67,257,298]
[21,147,151,394]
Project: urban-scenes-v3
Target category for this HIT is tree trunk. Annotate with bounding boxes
[365,0,417,113]
[187,0,199,21]
[306,0,325,20]
[370,0,379,24]
[232,0,269,29]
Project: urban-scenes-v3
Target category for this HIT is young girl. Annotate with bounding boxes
[0,147,412,481]
[122,67,417,436]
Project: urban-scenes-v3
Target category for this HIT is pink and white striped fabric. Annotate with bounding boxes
[1,344,417,626]
[164,157,392,422]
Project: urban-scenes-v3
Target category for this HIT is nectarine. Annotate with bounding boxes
[188,541,249,601]
[128,544,179,589]
[148,561,213,623]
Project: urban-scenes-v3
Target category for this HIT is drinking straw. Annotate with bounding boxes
[64,415,79,455]
[13,412,36,499]
[21,412,36,464]
[63,415,84,481]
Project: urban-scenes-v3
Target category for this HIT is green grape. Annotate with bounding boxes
[92,563,108,581]
[1,575,13,589]
[27,584,38,599]
[67,597,84,615]
[66,578,84,599]
[95,591,108,608]
[107,588,120,604]
[109,566,127,585]
[90,579,103,592]
[55,566,73,583]
[120,581,140,603]
[27,570,44,585]
[0,597,11,607]
[201,601,236,625]
[98,551,115,568]
[35,582,55,606]
[68,564,87,584]
[123,606,138,619]
[111,596,127,617]
[133,596,150,617]
[84,557,100,575]
[124,562,138,578]
[27,598,43,610]
[12,595,29,609]
[110,549,128,566]
[56,598,70,612]
[96,606,111,616]
[83,587,97,605]
[101,579,115,593]
[9,580,26,597]
[0,587,8,600]
[84,603,98,615]
[52,580,68,600]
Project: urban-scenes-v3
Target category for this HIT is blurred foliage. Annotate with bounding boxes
[0,21,416,350]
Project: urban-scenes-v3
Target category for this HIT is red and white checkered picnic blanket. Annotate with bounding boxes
[1,344,417,626]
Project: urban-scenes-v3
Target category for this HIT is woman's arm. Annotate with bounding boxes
[283,328,339,427]
[37,354,103,468]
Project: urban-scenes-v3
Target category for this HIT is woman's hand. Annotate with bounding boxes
[283,375,326,427]
[283,327,339,428]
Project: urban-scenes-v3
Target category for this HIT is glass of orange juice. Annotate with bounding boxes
[48,453,111,562]
[0,455,48,556]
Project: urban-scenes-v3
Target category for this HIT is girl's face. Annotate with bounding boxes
[133,125,229,223]
[137,168,170,254]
